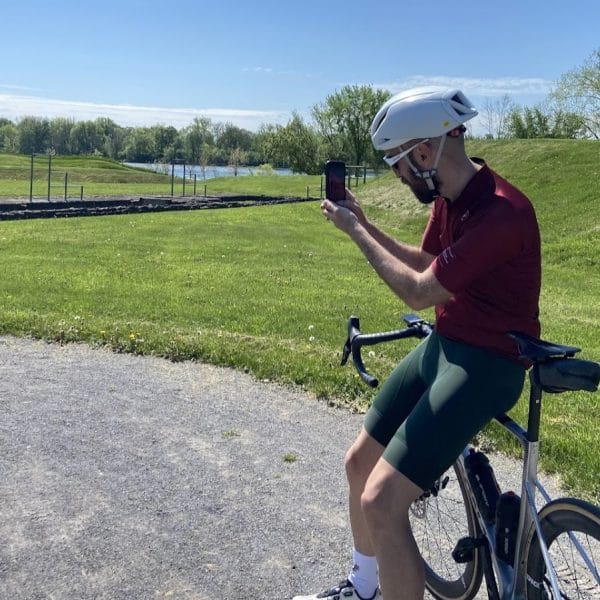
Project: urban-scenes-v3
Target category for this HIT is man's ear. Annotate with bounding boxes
[448,125,467,137]
[415,141,433,167]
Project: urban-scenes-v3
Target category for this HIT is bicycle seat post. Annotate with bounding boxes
[526,368,543,445]
[508,369,543,599]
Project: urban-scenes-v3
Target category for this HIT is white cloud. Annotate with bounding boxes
[375,75,555,97]
[0,83,44,93]
[243,67,274,73]
[0,93,290,131]
[242,67,314,79]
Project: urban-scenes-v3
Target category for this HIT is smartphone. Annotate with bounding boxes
[324,160,346,202]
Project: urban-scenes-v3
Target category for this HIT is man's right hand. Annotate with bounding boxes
[337,188,368,227]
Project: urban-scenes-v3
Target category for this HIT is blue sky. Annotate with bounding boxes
[1,0,598,133]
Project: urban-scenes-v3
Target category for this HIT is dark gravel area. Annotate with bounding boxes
[0,196,317,220]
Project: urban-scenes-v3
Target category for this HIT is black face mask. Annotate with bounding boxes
[403,134,449,204]
[405,170,442,204]
[417,187,440,204]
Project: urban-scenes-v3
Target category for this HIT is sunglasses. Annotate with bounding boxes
[383,139,430,168]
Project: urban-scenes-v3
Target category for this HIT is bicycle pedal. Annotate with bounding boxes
[452,536,484,563]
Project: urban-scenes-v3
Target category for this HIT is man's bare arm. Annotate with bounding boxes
[338,190,435,273]
[350,223,450,310]
[363,221,436,273]
[321,199,449,310]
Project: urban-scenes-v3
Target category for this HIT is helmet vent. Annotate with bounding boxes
[449,92,472,115]
[372,110,387,134]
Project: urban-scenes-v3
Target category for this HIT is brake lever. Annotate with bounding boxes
[341,339,351,366]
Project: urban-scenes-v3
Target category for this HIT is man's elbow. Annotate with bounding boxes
[404,276,451,311]
[405,295,434,312]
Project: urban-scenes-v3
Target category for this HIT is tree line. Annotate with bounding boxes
[0,85,389,175]
[0,49,597,175]
[479,48,599,140]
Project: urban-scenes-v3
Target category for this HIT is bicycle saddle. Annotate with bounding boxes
[509,332,600,393]
[508,331,581,362]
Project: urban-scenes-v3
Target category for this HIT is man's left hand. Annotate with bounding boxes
[321,199,360,235]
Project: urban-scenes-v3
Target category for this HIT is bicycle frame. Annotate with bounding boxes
[343,314,600,600]
[457,373,569,600]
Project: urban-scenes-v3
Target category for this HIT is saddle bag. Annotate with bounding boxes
[535,358,600,394]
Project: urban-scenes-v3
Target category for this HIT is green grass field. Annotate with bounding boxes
[0,154,326,199]
[0,140,598,501]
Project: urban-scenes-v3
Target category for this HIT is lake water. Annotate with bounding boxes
[125,162,293,180]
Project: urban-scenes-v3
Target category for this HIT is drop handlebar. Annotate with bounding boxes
[340,314,433,388]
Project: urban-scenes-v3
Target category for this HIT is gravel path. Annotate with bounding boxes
[0,336,564,600]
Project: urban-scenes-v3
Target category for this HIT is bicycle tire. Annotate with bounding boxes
[524,497,600,600]
[409,461,483,600]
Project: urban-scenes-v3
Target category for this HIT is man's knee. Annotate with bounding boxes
[361,474,394,528]
[344,431,384,486]
[344,442,368,486]
[361,465,421,528]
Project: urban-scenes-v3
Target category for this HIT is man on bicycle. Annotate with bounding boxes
[293,88,541,600]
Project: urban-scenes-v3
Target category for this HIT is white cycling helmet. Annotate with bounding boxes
[370,87,478,203]
[370,87,478,152]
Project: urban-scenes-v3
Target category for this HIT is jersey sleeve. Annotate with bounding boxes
[431,205,524,293]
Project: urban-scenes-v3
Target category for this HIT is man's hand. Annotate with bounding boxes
[321,188,367,234]
[321,198,359,234]
[339,188,368,226]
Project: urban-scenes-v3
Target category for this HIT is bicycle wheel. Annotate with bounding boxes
[409,461,483,600]
[524,497,600,600]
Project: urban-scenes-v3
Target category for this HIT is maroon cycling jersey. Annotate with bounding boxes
[421,160,541,362]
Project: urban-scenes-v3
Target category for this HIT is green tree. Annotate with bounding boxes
[50,118,75,154]
[550,110,586,138]
[183,118,214,164]
[152,125,179,161]
[215,123,254,153]
[16,117,50,154]
[123,128,155,162]
[312,85,391,167]
[254,123,284,166]
[0,118,17,152]
[273,113,324,174]
[69,121,101,154]
[506,104,584,139]
[552,48,600,139]
[94,118,125,159]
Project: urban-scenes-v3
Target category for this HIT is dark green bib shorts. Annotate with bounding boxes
[363,331,525,491]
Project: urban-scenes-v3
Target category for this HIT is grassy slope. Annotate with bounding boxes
[0,141,598,499]
[0,154,172,198]
[465,140,600,498]
[358,140,600,498]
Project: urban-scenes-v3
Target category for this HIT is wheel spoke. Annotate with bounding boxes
[546,530,599,599]
[526,499,600,600]
[409,463,482,599]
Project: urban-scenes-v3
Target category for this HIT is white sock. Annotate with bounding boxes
[348,547,379,599]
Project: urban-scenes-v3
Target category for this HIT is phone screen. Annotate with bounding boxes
[325,160,346,202]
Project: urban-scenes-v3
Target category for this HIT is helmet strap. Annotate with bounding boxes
[404,135,447,204]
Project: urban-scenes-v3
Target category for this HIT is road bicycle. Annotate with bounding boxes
[341,314,600,599]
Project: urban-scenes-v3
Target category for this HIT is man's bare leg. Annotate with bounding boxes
[361,459,425,600]
[344,427,386,555]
